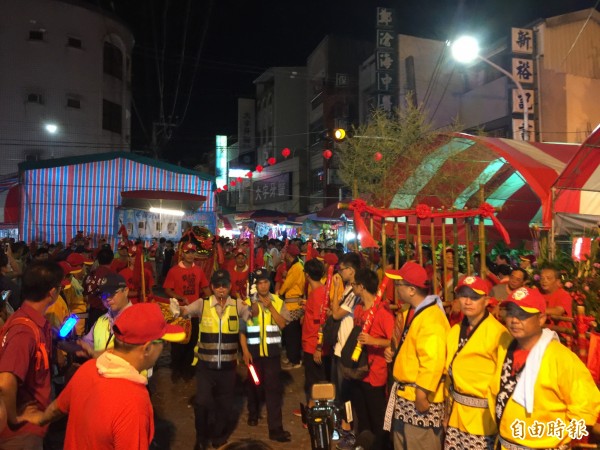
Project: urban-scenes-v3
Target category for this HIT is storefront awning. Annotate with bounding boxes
[120,190,207,211]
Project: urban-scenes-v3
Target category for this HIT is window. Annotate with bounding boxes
[311,169,324,194]
[103,42,123,79]
[29,30,44,41]
[67,97,81,109]
[26,93,44,104]
[102,99,122,134]
[67,37,82,49]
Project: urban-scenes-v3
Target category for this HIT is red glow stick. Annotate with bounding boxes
[248,363,260,385]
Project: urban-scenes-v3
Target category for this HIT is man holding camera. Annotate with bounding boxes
[239,268,291,442]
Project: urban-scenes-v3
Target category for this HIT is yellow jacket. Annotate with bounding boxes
[446,314,509,436]
[490,339,600,449]
[45,294,70,330]
[278,260,305,300]
[393,298,449,403]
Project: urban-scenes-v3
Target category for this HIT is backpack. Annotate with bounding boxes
[0,317,49,371]
[340,325,370,380]
[321,316,342,347]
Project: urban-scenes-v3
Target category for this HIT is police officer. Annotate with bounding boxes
[239,269,292,443]
[179,270,251,450]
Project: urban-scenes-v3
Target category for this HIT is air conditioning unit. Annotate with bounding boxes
[26,93,44,104]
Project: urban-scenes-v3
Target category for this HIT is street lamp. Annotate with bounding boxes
[451,36,529,141]
[45,123,58,134]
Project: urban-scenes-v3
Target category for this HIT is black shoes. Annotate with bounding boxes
[247,417,258,426]
[269,428,291,442]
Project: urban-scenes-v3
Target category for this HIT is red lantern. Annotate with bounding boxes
[374,152,383,161]
[216,188,222,194]
[267,157,276,165]
[246,171,253,178]
[256,165,264,173]
[323,149,333,160]
[237,177,243,183]
[222,185,228,191]
[230,180,236,187]
[281,148,291,158]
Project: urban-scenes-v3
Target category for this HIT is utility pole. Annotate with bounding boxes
[151,121,178,158]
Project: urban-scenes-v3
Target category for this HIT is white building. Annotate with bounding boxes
[0,0,134,175]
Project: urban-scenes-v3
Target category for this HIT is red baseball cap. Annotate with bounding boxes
[500,287,546,314]
[66,253,92,272]
[286,244,300,257]
[117,241,130,250]
[113,303,186,345]
[323,253,338,266]
[385,262,428,289]
[234,248,246,257]
[456,275,489,296]
[58,261,72,277]
[128,245,139,257]
[182,242,197,253]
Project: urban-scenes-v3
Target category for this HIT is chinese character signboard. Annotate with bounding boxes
[511,28,533,54]
[253,172,292,205]
[375,7,397,113]
[512,58,534,84]
[236,98,255,169]
[511,89,535,113]
[512,118,536,142]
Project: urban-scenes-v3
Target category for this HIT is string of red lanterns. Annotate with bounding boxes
[214,146,384,193]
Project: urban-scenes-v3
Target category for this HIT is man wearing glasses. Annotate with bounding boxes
[384,262,449,450]
[18,303,186,450]
[175,269,252,450]
[491,287,600,449]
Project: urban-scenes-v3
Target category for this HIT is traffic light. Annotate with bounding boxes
[333,128,346,142]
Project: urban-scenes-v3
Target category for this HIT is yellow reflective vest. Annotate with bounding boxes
[93,315,114,352]
[245,295,283,358]
[195,297,239,370]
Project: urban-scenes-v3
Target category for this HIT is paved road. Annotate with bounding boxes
[150,345,316,450]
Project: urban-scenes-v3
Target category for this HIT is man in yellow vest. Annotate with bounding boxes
[239,269,291,442]
[79,273,130,357]
[384,262,449,450]
[490,287,600,449]
[176,269,251,450]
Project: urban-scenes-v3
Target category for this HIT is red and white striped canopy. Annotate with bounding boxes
[553,124,600,233]
[388,133,579,242]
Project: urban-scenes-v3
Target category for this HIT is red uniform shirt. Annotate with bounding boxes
[0,303,52,439]
[353,303,394,387]
[118,267,154,303]
[229,266,249,299]
[163,263,209,303]
[543,287,573,317]
[302,285,327,354]
[56,359,154,449]
[109,258,128,274]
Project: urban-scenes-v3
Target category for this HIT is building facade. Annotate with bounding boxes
[0,0,134,175]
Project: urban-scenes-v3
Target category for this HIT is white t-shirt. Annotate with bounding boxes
[333,285,360,357]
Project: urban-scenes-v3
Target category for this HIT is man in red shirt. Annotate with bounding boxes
[228,248,249,299]
[118,245,154,304]
[84,247,114,329]
[109,241,130,274]
[18,303,186,450]
[301,259,328,402]
[349,268,394,450]
[0,261,63,449]
[539,265,573,343]
[163,242,210,381]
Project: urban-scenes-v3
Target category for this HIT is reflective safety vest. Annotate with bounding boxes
[195,297,239,370]
[93,315,114,352]
[246,295,283,359]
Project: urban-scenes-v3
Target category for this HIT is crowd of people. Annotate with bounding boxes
[0,234,598,450]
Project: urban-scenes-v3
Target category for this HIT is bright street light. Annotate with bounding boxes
[149,207,184,217]
[451,36,529,141]
[45,123,58,134]
[450,36,480,63]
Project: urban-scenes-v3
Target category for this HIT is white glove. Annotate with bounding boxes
[250,283,257,296]
[169,298,181,319]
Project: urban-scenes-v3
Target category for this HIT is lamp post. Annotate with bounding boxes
[451,36,529,141]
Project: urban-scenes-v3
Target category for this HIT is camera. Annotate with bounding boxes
[302,383,343,450]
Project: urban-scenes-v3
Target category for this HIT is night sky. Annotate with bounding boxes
[103,0,597,166]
